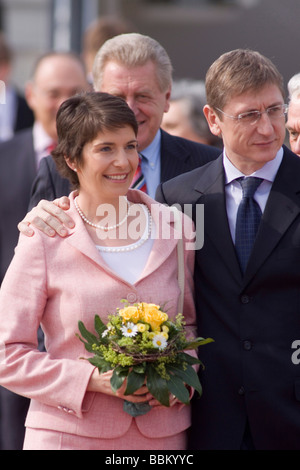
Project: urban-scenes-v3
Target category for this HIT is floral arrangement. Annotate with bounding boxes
[77,301,213,416]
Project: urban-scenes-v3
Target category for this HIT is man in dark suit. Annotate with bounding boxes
[0,32,34,141]
[156,49,300,450]
[20,33,219,232]
[0,51,88,450]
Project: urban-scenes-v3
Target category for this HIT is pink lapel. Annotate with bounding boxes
[65,190,179,284]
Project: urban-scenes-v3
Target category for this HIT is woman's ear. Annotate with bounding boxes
[65,157,77,173]
[203,105,223,137]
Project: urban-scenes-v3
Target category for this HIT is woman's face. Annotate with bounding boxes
[76,125,139,202]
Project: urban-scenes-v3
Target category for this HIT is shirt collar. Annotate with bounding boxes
[223,147,284,185]
[33,121,54,154]
[140,129,161,166]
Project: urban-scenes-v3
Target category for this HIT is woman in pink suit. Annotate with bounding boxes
[0,92,196,450]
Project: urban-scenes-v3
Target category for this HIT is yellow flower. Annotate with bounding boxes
[139,303,168,331]
[119,306,141,324]
[137,323,147,333]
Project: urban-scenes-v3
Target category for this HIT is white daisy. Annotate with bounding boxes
[152,334,168,350]
[121,322,138,337]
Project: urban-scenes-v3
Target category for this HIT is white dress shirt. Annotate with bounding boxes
[0,86,16,141]
[140,130,161,199]
[224,147,284,243]
[33,121,55,169]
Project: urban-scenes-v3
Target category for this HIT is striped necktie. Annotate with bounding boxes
[131,155,147,193]
[235,177,263,273]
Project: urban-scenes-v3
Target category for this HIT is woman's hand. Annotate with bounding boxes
[87,369,178,407]
[18,197,74,237]
[87,369,149,404]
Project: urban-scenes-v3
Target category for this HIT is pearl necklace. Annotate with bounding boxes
[74,196,130,231]
[97,205,152,253]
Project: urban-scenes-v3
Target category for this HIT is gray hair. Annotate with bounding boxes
[93,33,173,92]
[287,73,300,101]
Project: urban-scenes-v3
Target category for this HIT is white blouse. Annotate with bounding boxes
[96,204,155,285]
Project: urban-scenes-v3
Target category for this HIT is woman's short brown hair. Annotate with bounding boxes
[205,49,285,112]
[52,92,138,188]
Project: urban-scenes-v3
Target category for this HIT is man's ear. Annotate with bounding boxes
[203,105,223,137]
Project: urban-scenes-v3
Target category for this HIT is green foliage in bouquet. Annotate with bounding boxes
[77,301,213,408]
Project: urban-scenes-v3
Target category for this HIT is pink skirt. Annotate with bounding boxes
[23,420,187,450]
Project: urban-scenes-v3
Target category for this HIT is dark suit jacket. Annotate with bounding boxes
[156,146,300,450]
[0,127,36,450]
[28,129,220,208]
[14,93,34,133]
[0,128,36,282]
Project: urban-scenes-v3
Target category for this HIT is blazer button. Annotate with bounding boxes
[127,293,137,303]
[238,387,245,396]
[243,340,252,351]
[241,295,250,304]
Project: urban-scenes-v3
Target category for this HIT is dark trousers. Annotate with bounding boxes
[0,387,29,450]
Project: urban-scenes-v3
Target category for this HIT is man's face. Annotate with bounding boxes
[204,84,286,174]
[26,55,88,141]
[286,99,300,156]
[98,60,171,151]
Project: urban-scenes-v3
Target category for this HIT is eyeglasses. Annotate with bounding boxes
[215,104,288,126]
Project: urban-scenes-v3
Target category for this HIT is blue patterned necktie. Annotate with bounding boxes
[131,155,147,193]
[235,177,263,273]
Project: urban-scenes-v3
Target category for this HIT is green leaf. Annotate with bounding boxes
[110,366,129,392]
[176,352,202,366]
[88,356,112,373]
[167,374,190,405]
[76,334,96,353]
[94,315,107,339]
[167,364,203,396]
[184,337,214,350]
[146,364,170,407]
[133,363,146,374]
[78,321,98,346]
[125,370,146,395]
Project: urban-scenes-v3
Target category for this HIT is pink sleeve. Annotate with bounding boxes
[0,233,94,419]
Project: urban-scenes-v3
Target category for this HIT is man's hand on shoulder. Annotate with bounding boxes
[18,197,75,237]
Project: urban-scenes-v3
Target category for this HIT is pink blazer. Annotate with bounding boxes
[0,190,196,440]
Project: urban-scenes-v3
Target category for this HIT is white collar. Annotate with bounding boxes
[223,147,284,185]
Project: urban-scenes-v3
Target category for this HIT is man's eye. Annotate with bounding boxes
[239,111,259,121]
[289,131,299,140]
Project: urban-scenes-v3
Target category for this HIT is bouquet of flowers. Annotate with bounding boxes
[77,301,213,416]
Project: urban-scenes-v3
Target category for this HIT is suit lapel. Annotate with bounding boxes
[127,190,178,283]
[243,149,300,286]
[194,156,243,285]
[191,148,300,288]
[160,130,191,182]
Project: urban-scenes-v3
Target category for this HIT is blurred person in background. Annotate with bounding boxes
[82,16,134,86]
[0,32,33,141]
[162,78,223,149]
[286,73,300,156]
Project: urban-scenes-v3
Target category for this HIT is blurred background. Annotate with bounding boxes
[1,0,299,94]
